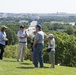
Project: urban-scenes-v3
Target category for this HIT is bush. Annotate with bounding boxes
[4,44,31,60]
[4,45,18,58]
[42,31,76,67]
[3,31,76,67]
[54,32,76,67]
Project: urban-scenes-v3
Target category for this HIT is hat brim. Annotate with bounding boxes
[2,26,7,29]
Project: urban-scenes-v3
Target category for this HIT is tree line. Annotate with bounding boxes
[0,22,76,67]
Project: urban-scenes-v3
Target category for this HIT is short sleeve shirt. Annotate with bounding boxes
[18,30,27,42]
[34,31,46,44]
[0,31,6,45]
[48,38,55,51]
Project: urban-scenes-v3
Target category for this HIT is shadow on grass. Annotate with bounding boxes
[20,63,49,68]
[44,66,49,68]
[3,60,17,62]
[17,66,49,69]
[20,62,32,65]
[17,66,34,69]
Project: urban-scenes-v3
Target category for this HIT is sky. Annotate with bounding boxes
[0,0,76,13]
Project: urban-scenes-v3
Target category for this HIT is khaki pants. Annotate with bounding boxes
[49,51,55,64]
[17,43,27,62]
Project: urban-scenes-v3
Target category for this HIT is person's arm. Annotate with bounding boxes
[19,36,24,39]
[3,38,8,41]
[33,33,39,49]
[48,39,52,46]
[24,31,27,38]
[18,31,27,39]
[1,32,8,41]
[33,40,38,49]
[44,34,47,41]
[49,39,54,46]
[50,42,53,46]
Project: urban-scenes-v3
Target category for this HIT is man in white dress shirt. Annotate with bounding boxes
[17,25,27,62]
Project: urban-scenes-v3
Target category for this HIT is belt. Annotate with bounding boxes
[38,43,44,44]
[19,42,26,43]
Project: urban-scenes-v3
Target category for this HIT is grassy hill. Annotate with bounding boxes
[0,58,76,75]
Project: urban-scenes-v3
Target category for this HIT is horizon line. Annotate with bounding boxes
[0,12,76,14]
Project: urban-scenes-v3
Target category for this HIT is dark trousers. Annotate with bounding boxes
[33,44,44,68]
[0,44,5,60]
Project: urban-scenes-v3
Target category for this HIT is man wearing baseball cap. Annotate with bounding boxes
[17,25,27,62]
[33,24,47,68]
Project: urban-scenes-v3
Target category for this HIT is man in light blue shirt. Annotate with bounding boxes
[17,25,27,62]
[0,26,8,60]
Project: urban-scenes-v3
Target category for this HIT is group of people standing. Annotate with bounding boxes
[17,24,55,68]
[0,24,55,68]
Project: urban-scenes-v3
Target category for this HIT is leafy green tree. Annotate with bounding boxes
[6,28,18,45]
[65,26,74,35]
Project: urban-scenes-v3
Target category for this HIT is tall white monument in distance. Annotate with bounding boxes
[26,21,37,36]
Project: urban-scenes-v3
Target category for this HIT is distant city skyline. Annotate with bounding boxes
[0,0,76,14]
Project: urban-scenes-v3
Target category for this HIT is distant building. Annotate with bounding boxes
[50,21,75,26]
[51,21,64,24]
[30,21,37,27]
[26,21,37,36]
[19,20,28,23]
[68,22,75,26]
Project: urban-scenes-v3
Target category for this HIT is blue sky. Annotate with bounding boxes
[0,0,76,13]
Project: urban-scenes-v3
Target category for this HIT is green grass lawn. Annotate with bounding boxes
[0,58,76,75]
